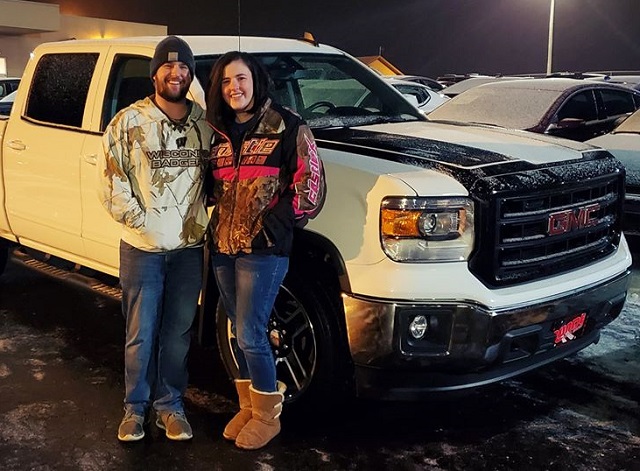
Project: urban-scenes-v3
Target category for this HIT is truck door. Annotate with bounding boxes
[2,49,102,259]
[80,48,155,276]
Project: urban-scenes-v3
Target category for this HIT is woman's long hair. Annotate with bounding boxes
[206,51,271,128]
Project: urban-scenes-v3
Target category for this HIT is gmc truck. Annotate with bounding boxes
[0,36,631,404]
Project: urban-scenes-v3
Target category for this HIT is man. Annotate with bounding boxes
[98,36,212,442]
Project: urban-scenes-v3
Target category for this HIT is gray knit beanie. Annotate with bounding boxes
[150,36,195,78]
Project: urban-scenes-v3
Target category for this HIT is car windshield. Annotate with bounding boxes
[615,109,640,134]
[195,53,424,129]
[429,85,561,130]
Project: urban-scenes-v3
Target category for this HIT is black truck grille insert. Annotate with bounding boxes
[470,171,624,287]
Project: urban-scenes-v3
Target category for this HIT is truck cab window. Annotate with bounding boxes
[101,55,153,131]
[25,53,98,128]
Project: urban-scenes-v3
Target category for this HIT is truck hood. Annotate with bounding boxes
[313,120,621,197]
[314,120,595,169]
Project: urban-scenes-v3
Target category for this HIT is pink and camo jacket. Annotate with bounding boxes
[207,98,326,256]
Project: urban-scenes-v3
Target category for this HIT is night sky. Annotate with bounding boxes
[31,0,640,79]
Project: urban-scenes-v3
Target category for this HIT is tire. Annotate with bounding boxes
[215,266,349,406]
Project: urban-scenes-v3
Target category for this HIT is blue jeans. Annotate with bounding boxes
[211,253,289,392]
[119,241,203,416]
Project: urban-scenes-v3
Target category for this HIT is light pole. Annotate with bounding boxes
[546,0,556,74]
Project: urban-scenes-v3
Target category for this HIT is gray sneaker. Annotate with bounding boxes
[117,412,145,442]
[156,410,193,441]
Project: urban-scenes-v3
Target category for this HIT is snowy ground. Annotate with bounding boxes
[0,258,639,470]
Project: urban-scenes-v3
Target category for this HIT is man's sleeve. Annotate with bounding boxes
[98,115,146,232]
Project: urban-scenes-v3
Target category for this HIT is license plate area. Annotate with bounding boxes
[553,312,587,346]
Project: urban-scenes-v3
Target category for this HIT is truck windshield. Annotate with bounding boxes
[195,53,425,129]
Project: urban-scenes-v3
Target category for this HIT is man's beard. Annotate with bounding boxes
[157,80,190,103]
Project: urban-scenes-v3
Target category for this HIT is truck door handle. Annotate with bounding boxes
[7,140,26,151]
[83,154,97,165]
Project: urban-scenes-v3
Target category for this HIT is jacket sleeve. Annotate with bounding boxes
[98,114,146,232]
[290,123,326,225]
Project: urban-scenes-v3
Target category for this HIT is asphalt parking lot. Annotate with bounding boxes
[1,253,640,471]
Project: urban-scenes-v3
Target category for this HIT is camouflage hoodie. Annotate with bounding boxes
[99,97,213,251]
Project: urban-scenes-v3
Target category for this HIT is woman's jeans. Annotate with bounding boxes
[211,253,289,392]
[119,241,203,416]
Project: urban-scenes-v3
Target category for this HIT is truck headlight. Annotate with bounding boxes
[380,197,474,262]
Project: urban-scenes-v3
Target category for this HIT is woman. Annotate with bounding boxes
[206,51,325,450]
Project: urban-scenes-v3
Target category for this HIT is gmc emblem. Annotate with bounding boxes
[547,203,600,236]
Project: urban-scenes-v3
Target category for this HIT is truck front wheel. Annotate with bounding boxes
[215,267,348,406]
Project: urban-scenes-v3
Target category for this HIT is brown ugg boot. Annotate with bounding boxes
[223,379,252,440]
[235,381,286,450]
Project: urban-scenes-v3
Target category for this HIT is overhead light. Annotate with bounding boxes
[0,58,7,77]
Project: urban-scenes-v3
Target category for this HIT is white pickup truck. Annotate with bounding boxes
[0,36,632,404]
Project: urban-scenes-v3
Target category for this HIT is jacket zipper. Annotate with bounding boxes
[212,104,269,252]
[229,134,242,252]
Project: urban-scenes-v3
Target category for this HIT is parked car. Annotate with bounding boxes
[436,73,490,87]
[382,77,450,114]
[0,90,16,115]
[587,108,640,238]
[428,78,640,141]
[393,74,446,92]
[0,78,20,99]
[441,76,529,98]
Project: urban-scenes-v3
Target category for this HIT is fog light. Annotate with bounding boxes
[409,315,428,339]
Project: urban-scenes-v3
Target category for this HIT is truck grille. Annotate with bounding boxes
[470,168,624,287]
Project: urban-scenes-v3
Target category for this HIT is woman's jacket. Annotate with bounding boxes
[207,98,326,256]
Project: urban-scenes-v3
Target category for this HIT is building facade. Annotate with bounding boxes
[0,0,166,77]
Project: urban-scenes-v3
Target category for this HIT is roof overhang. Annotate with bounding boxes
[0,0,60,36]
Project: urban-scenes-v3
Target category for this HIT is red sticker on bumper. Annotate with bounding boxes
[554,312,587,345]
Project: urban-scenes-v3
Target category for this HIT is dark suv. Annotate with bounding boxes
[429,78,640,142]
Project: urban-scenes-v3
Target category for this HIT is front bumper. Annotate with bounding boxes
[343,269,630,400]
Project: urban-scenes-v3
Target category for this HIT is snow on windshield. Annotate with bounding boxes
[429,87,561,130]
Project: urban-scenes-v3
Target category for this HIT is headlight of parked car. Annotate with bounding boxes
[380,197,474,262]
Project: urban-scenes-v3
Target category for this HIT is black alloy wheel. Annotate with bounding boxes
[215,269,347,405]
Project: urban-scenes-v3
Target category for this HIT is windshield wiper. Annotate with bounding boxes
[428,118,504,128]
[309,114,419,129]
